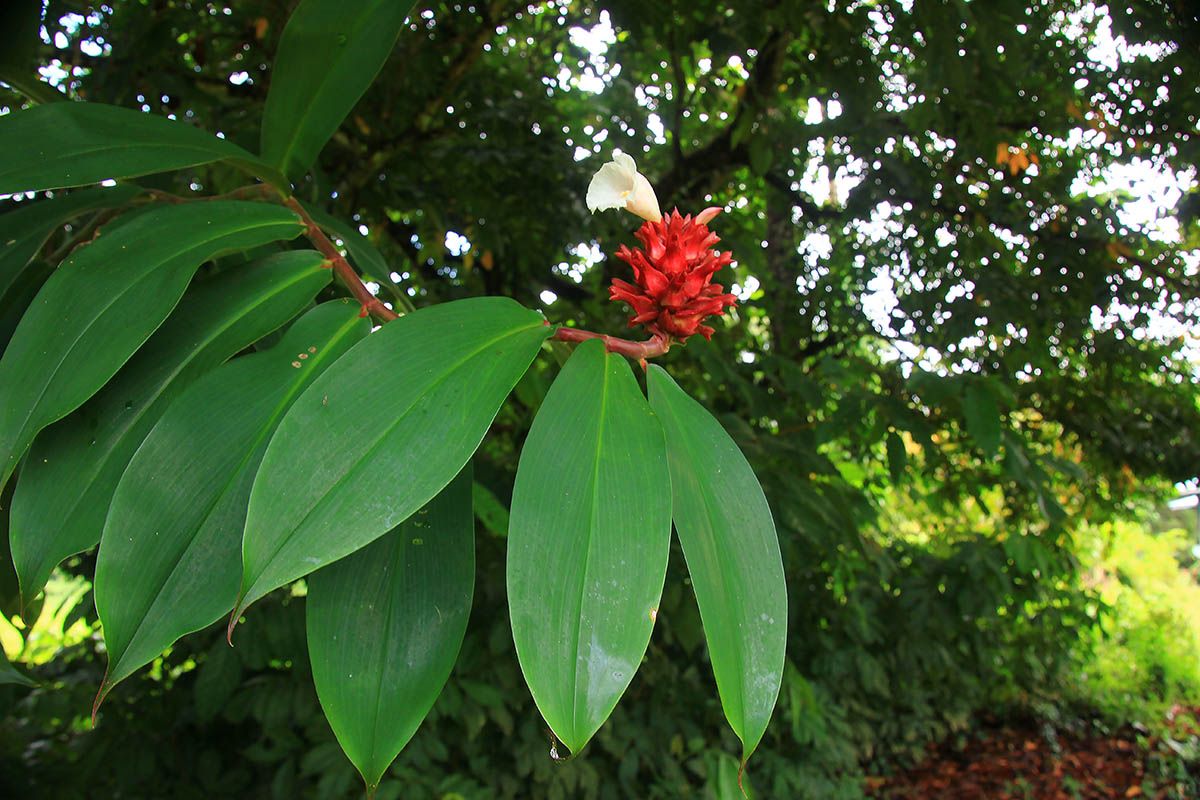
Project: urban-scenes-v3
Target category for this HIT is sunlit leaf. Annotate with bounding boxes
[508,339,671,755]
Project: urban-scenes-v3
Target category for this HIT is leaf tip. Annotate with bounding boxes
[226,606,241,646]
[92,678,112,728]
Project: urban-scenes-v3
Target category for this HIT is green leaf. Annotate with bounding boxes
[472,480,510,538]
[11,250,331,611]
[647,365,786,765]
[0,200,303,490]
[234,296,549,625]
[93,301,369,700]
[507,339,671,755]
[307,466,474,793]
[0,102,288,193]
[0,185,142,304]
[0,649,35,687]
[260,0,417,179]
[193,636,244,724]
[886,430,908,484]
[963,382,1002,457]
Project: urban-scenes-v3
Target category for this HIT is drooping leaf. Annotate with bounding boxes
[307,466,474,793]
[0,102,288,193]
[0,200,303,490]
[647,365,786,765]
[507,339,671,755]
[0,185,142,304]
[93,301,369,701]
[11,250,331,610]
[260,0,417,179]
[963,382,1002,458]
[233,296,549,626]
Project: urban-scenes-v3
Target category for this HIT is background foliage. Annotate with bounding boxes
[0,0,1198,797]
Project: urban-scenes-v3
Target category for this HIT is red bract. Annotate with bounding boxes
[610,207,738,341]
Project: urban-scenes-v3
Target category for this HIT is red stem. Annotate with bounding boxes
[553,327,671,360]
[282,197,400,323]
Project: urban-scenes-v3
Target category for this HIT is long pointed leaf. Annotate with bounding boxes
[647,365,786,765]
[261,0,417,179]
[11,250,331,610]
[94,301,369,699]
[0,200,303,489]
[0,102,288,193]
[233,297,549,624]
[307,466,474,793]
[507,339,671,755]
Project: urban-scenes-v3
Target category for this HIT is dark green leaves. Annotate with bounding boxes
[507,339,671,755]
[963,382,1003,457]
[0,185,142,306]
[94,301,369,697]
[647,365,786,765]
[307,467,473,793]
[0,201,304,489]
[261,0,417,179]
[0,103,287,193]
[11,250,331,609]
[234,297,549,622]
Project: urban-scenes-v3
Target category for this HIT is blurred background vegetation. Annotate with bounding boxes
[0,0,1198,797]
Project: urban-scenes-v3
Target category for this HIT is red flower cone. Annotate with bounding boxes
[610,207,738,341]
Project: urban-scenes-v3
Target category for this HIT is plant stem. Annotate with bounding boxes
[552,327,671,360]
[282,197,400,323]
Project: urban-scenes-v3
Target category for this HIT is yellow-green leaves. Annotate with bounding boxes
[307,468,474,795]
[507,339,671,755]
[0,201,304,490]
[233,297,550,624]
[647,365,786,766]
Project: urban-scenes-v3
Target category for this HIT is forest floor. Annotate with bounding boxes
[865,705,1200,800]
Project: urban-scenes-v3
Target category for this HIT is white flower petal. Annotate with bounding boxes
[587,160,635,212]
[586,150,662,222]
[626,171,662,222]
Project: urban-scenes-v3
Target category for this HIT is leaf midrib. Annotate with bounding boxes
[569,350,609,742]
